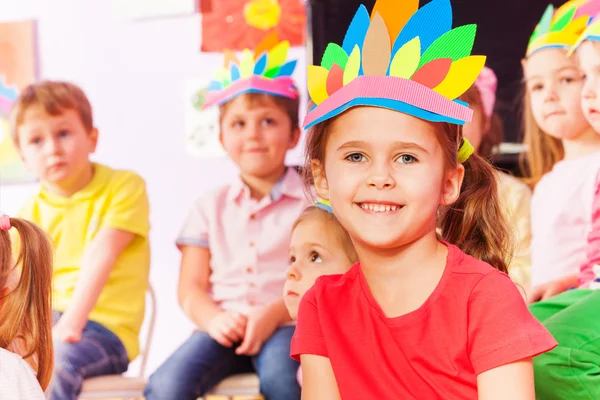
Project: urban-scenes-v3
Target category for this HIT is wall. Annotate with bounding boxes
[0,0,307,375]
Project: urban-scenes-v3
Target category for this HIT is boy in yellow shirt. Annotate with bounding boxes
[11,81,150,400]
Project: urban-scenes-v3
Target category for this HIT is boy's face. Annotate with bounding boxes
[579,41,600,132]
[17,107,97,189]
[284,217,354,320]
[220,95,300,179]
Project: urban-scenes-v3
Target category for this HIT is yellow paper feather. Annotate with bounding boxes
[389,37,421,78]
[362,12,391,76]
[267,41,290,71]
[343,45,361,85]
[240,49,255,78]
[215,67,231,83]
[433,55,487,100]
[307,65,330,105]
[371,0,418,41]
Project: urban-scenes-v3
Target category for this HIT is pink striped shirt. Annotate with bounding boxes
[177,168,309,315]
[581,171,600,288]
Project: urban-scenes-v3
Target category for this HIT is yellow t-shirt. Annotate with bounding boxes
[17,163,150,360]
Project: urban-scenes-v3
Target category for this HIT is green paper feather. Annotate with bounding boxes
[418,24,476,68]
[264,66,281,79]
[321,43,350,71]
[531,5,555,43]
[550,7,575,32]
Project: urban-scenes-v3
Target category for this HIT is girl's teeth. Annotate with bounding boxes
[361,204,399,212]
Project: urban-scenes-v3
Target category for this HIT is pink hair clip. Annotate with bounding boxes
[474,66,497,119]
[0,214,11,231]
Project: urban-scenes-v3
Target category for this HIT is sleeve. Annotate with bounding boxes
[175,197,210,248]
[467,271,557,375]
[582,171,600,287]
[102,172,150,238]
[0,355,46,400]
[290,283,328,361]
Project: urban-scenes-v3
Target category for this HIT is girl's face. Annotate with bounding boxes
[578,41,600,132]
[284,217,353,319]
[523,48,590,141]
[312,107,463,251]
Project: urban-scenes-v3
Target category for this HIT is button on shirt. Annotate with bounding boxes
[177,168,309,315]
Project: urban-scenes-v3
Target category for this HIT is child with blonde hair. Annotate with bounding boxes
[521,0,600,298]
[527,10,600,398]
[291,0,556,398]
[0,214,53,399]
[11,81,151,400]
[145,34,307,400]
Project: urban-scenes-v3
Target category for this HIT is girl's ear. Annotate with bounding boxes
[440,164,465,206]
[312,160,329,200]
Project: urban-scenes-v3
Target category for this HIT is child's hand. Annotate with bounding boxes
[527,279,569,304]
[207,311,247,348]
[52,319,83,343]
[236,305,280,356]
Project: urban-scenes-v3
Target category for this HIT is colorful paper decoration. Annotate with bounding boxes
[526,0,600,57]
[303,0,484,129]
[570,0,600,52]
[201,0,305,53]
[203,33,298,109]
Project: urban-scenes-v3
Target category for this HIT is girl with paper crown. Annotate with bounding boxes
[290,0,557,398]
[522,0,600,292]
[525,4,600,399]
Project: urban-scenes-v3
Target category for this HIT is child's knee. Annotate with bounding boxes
[145,369,186,398]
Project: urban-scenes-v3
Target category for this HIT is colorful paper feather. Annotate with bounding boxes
[303,0,486,128]
[570,1,600,52]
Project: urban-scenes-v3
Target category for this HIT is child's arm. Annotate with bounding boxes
[178,245,246,347]
[53,228,135,342]
[526,273,578,304]
[300,354,341,400]
[477,358,534,400]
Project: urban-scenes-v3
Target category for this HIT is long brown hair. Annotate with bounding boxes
[303,109,511,274]
[519,88,564,187]
[0,218,53,390]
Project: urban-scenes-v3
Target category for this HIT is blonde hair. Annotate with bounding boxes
[519,89,564,187]
[293,206,358,264]
[303,108,512,273]
[11,80,94,145]
[218,91,300,131]
[0,218,53,390]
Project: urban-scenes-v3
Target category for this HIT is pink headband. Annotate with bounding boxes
[0,214,11,231]
[474,67,497,119]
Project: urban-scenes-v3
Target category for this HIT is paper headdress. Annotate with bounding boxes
[203,33,299,109]
[570,0,600,53]
[303,0,485,129]
[0,78,18,116]
[526,0,600,57]
[315,199,333,213]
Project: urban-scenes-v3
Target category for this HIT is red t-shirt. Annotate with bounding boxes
[291,244,557,399]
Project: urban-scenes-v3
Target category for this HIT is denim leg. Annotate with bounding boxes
[144,331,253,400]
[50,312,129,400]
[254,326,300,400]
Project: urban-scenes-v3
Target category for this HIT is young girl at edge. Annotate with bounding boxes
[0,214,53,398]
[291,0,557,399]
[521,0,600,298]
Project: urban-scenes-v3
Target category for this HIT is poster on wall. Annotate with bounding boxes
[201,0,306,52]
[184,77,225,159]
[112,0,196,20]
[0,20,38,185]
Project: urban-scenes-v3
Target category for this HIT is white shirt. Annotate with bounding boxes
[530,151,600,287]
[0,347,46,399]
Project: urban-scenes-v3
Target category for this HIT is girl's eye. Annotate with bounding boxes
[345,153,366,162]
[397,154,417,164]
[531,83,544,92]
[310,251,322,263]
[58,130,70,137]
[289,255,296,264]
[232,120,245,129]
[262,118,276,126]
[30,137,42,145]
[560,76,576,84]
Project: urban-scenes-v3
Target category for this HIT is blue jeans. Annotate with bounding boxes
[145,326,300,400]
[50,311,129,400]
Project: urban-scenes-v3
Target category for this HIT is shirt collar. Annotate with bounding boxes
[228,167,305,204]
[39,163,108,205]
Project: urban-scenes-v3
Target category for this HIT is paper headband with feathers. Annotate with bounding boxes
[203,32,299,109]
[527,0,600,57]
[570,0,600,53]
[304,0,486,129]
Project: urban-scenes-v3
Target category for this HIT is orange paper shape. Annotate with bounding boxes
[326,63,344,96]
[201,0,306,52]
[410,58,452,88]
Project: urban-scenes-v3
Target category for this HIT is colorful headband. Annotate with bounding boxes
[203,33,299,109]
[315,200,333,214]
[474,67,497,119]
[526,0,599,57]
[570,0,600,53]
[304,0,486,129]
[0,214,11,231]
